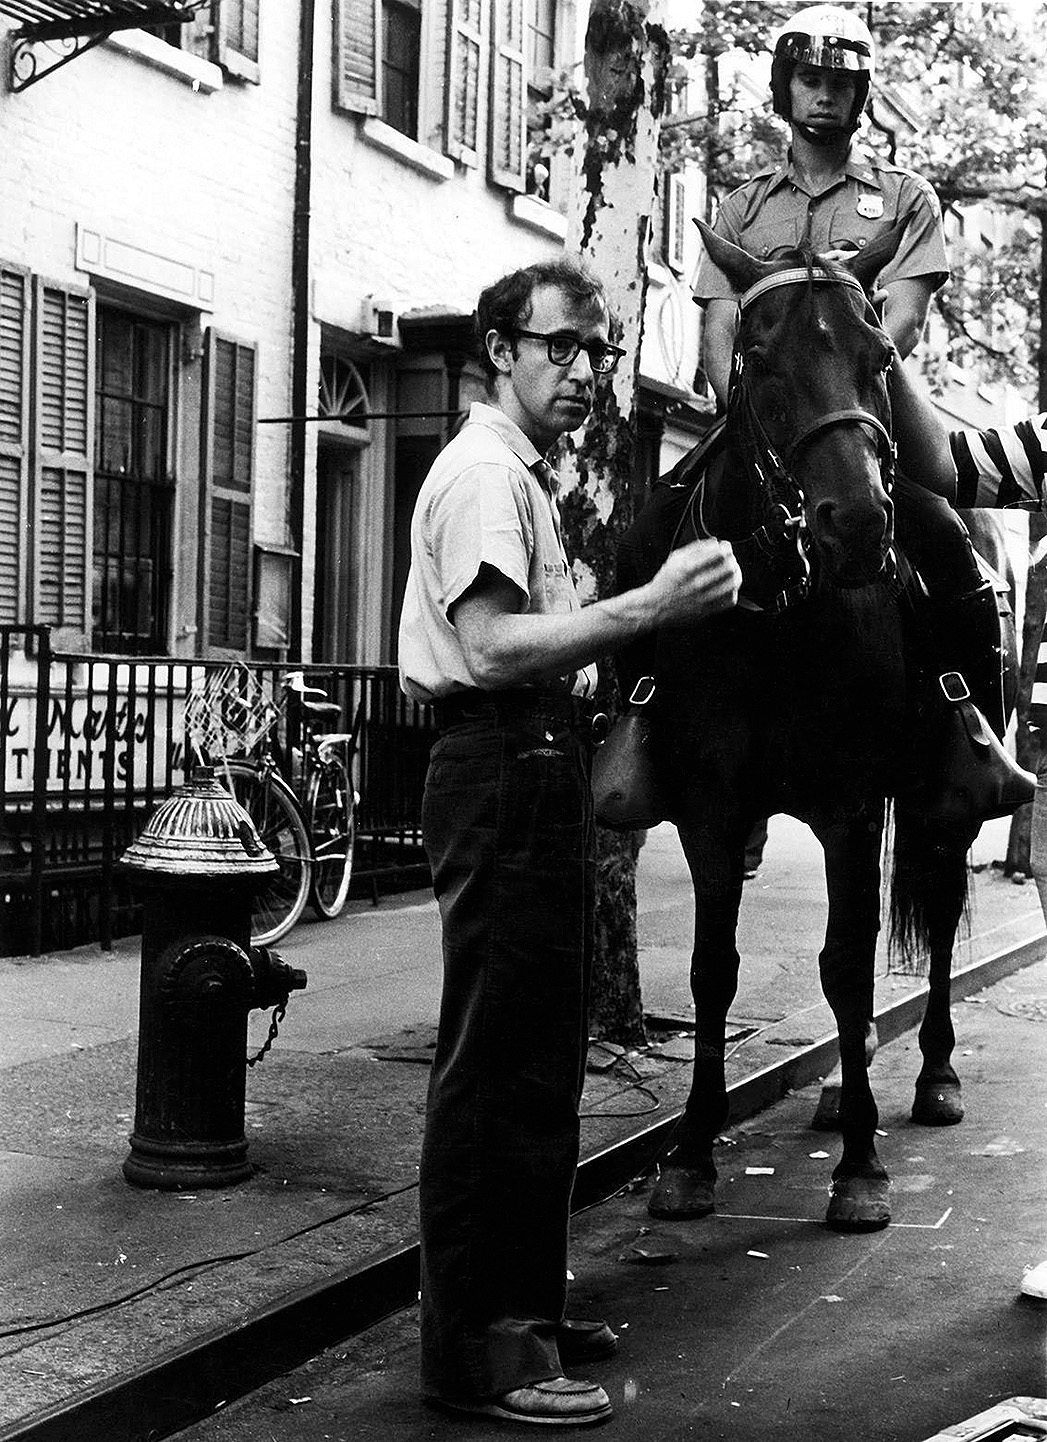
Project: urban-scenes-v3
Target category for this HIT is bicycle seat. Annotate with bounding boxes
[301,699,343,722]
[315,732,355,750]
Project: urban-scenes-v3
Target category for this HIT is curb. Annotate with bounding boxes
[4,930,1043,1442]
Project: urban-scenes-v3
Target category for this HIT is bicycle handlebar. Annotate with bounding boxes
[282,670,329,701]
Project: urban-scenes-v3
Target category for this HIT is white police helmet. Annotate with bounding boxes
[771,5,875,132]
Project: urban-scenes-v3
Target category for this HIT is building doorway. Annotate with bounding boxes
[313,441,363,663]
[312,353,375,664]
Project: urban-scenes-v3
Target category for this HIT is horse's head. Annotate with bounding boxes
[698,218,898,590]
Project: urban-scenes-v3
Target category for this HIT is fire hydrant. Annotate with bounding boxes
[119,766,307,1190]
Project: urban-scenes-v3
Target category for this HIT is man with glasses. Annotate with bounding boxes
[399,258,739,1426]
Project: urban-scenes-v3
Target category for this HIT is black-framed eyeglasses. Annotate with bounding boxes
[513,329,627,375]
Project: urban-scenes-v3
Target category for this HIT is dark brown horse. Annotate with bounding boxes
[623,222,1020,1232]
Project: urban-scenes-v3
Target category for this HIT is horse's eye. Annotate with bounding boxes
[744,348,770,375]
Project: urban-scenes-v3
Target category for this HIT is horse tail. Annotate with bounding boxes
[887,802,971,975]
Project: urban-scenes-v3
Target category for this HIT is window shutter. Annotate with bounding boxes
[216,0,261,80]
[334,0,380,115]
[666,172,687,273]
[488,0,527,191]
[180,3,216,63]
[0,264,30,626]
[201,331,256,654]
[31,277,93,648]
[445,0,484,163]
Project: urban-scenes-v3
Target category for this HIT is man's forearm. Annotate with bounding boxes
[456,588,679,690]
[454,542,741,690]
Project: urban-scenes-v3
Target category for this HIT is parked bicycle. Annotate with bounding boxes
[185,667,359,945]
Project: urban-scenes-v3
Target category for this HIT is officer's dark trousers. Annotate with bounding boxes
[418,694,595,1403]
[893,474,982,594]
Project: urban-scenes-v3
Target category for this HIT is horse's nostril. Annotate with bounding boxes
[815,499,838,536]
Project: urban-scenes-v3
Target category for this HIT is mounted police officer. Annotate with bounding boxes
[693,3,1008,759]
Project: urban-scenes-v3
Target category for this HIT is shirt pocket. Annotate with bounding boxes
[827,199,891,259]
[741,215,802,260]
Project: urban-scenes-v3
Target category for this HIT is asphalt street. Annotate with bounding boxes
[172,958,1047,1442]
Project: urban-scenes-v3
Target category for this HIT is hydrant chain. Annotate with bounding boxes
[247,1001,287,1067]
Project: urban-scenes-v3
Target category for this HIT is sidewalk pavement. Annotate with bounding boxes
[179,955,1047,1442]
[0,817,1043,1437]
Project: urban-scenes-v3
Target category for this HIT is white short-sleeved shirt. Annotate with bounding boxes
[397,401,599,704]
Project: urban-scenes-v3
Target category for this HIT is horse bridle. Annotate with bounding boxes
[726,268,897,611]
[738,268,896,480]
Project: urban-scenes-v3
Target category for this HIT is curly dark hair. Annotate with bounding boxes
[474,258,608,383]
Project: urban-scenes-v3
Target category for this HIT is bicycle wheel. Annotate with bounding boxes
[306,756,355,919]
[221,761,312,945]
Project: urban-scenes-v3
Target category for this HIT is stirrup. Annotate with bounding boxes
[899,671,1035,827]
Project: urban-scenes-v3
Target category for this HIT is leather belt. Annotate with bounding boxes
[433,688,596,732]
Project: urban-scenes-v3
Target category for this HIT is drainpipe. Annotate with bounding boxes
[288,0,316,662]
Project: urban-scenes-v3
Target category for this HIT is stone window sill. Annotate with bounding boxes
[361,119,454,181]
[509,193,569,241]
[106,29,222,92]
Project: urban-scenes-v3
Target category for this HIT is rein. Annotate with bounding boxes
[682,267,896,614]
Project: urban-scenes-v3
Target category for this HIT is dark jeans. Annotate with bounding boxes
[419,694,596,1402]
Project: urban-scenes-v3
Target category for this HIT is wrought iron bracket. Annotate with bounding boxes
[10,28,113,92]
[6,4,203,93]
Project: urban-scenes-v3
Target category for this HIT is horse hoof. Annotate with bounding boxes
[825,1177,891,1232]
[911,1080,964,1126]
[648,1167,715,1220]
[810,1083,841,1132]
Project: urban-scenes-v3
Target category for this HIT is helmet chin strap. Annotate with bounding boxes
[794,120,850,146]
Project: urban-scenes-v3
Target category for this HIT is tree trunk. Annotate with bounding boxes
[559,0,669,1045]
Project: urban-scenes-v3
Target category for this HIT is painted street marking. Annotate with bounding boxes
[713,1205,953,1230]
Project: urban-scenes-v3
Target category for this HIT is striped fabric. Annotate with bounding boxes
[1034,629,1047,725]
[951,412,1047,510]
[950,413,1047,725]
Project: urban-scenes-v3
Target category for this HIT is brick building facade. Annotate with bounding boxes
[0,0,708,674]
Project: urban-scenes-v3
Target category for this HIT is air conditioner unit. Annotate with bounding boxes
[361,295,399,342]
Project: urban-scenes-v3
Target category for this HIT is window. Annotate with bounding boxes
[0,267,94,647]
[93,308,174,655]
[0,265,30,627]
[319,354,371,429]
[382,0,422,137]
[221,0,260,63]
[335,0,425,140]
[446,0,483,163]
[525,0,555,200]
[527,0,554,75]
[664,172,687,273]
[200,332,257,655]
[153,0,260,76]
[489,0,527,191]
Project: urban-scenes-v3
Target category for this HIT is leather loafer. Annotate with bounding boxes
[556,1318,619,1365]
[437,1376,613,1426]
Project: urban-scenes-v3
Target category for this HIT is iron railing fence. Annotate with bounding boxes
[0,628,435,956]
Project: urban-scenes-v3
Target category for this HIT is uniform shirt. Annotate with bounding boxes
[693,145,949,302]
[398,401,598,704]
